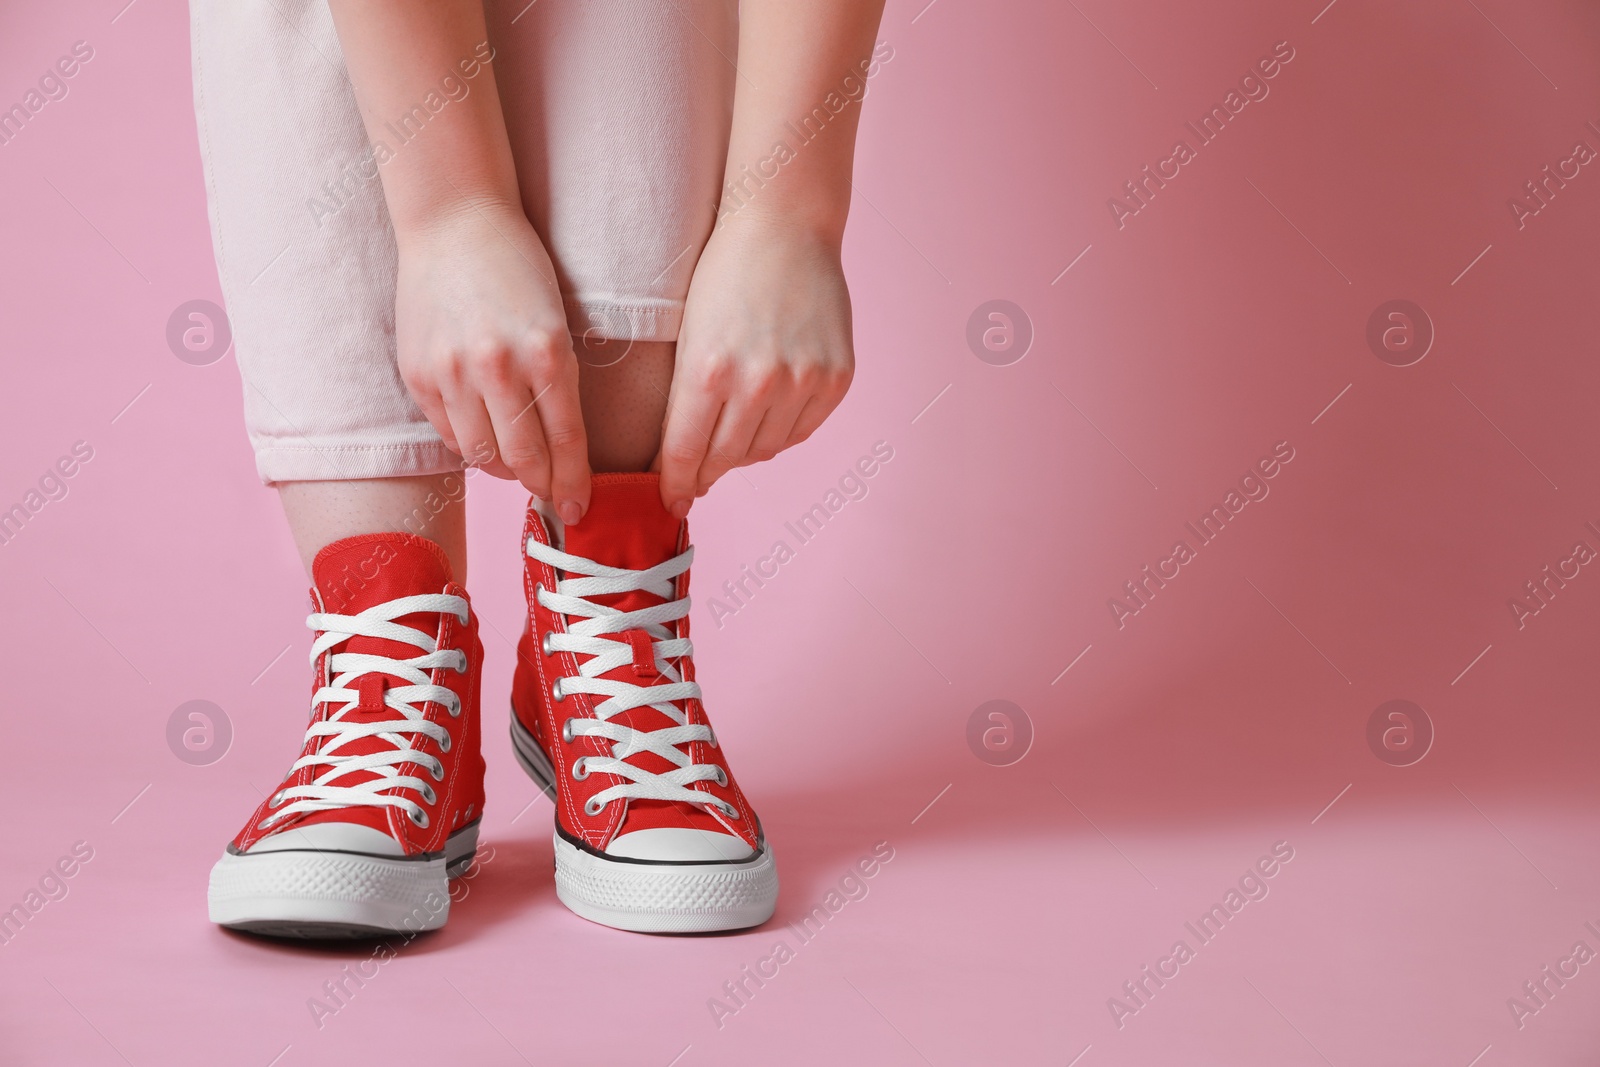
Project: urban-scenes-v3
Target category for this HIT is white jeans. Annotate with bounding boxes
[189,0,737,483]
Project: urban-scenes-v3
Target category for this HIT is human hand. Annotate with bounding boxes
[658,216,855,518]
[394,200,590,524]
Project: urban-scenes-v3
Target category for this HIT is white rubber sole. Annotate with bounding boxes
[511,713,779,933]
[551,833,778,933]
[207,822,478,939]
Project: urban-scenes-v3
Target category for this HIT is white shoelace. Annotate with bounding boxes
[261,594,470,831]
[527,537,736,821]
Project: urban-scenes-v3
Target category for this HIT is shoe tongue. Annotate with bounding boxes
[310,530,455,682]
[313,533,454,615]
[557,474,682,615]
[288,534,456,839]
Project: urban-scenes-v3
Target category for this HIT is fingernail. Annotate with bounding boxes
[558,500,582,526]
[670,500,690,521]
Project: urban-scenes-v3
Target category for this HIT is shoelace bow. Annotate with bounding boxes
[527,537,736,821]
[262,594,469,831]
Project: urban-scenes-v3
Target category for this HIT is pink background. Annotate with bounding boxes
[5,0,1600,1063]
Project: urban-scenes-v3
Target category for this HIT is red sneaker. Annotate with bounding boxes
[208,533,485,938]
[511,473,778,932]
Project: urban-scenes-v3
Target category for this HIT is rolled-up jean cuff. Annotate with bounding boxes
[253,440,463,486]
[564,298,684,344]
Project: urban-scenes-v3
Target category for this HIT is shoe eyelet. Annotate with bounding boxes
[561,718,575,744]
[429,760,446,782]
[420,784,436,805]
[706,729,719,749]
[720,802,741,821]
[269,791,285,808]
[541,632,554,657]
[583,796,605,817]
[552,679,566,703]
[711,766,728,787]
[447,698,462,718]
[571,756,589,781]
[438,733,452,753]
[409,809,430,828]
[534,582,545,602]
[454,651,468,674]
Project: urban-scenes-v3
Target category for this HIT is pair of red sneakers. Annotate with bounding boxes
[207,474,777,937]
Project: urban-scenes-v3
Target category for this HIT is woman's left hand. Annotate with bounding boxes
[657,214,855,518]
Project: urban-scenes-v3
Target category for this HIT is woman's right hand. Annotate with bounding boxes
[394,199,591,525]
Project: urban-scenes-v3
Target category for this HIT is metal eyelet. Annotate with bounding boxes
[584,797,605,817]
[551,679,566,703]
[454,651,469,674]
[409,809,430,828]
[720,802,741,821]
[447,698,462,718]
[571,757,589,781]
[429,760,446,782]
[269,791,285,808]
[561,718,575,744]
[706,729,719,749]
[711,766,728,787]
[438,733,452,753]
[420,784,436,805]
[542,632,555,656]
[534,582,545,602]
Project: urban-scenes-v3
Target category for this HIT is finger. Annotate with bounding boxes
[783,392,842,449]
[483,385,553,499]
[440,390,514,480]
[658,386,724,520]
[401,374,461,457]
[745,396,808,465]
[531,337,590,525]
[696,397,768,494]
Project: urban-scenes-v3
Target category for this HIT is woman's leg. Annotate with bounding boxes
[575,337,674,474]
[277,474,468,579]
[192,0,492,936]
